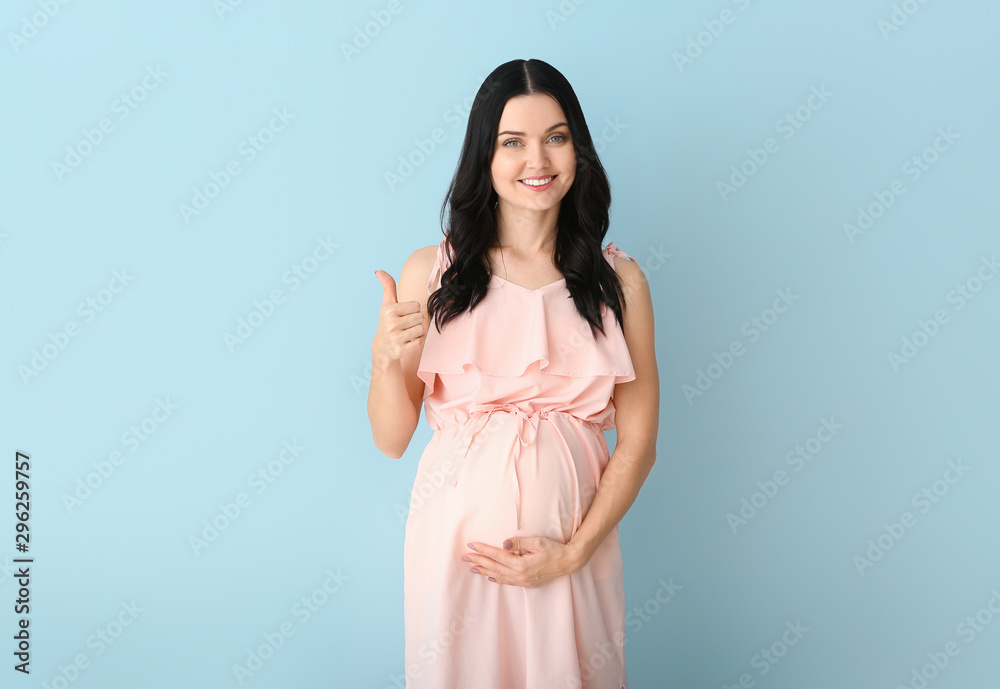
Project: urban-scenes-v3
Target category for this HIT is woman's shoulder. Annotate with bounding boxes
[400,239,447,299]
[408,242,441,265]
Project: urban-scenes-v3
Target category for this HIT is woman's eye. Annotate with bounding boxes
[501,135,566,148]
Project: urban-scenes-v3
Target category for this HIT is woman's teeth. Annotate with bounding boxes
[520,176,554,186]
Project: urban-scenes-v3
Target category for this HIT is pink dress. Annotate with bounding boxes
[404,235,638,689]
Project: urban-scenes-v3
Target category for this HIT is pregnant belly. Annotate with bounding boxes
[408,410,609,548]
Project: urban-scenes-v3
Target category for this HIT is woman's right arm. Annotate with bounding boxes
[367,245,437,458]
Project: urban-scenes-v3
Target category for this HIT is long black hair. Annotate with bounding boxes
[427,58,627,340]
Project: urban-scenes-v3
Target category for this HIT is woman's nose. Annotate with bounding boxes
[526,144,549,170]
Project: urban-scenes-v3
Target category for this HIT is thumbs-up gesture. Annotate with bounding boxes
[372,270,425,370]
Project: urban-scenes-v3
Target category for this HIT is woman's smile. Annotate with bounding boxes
[519,175,557,190]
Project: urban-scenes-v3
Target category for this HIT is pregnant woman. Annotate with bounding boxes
[368,58,660,689]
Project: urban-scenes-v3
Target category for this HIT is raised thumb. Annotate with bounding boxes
[375,270,398,305]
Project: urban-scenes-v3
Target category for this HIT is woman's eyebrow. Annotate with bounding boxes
[497,122,569,137]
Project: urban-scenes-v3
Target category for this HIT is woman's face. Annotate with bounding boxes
[490,93,576,216]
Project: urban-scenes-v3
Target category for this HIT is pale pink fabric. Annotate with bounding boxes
[404,235,637,689]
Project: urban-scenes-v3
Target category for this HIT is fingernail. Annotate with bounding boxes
[461,555,471,562]
[470,567,480,574]
[467,543,476,551]
[503,540,513,549]
[488,577,497,583]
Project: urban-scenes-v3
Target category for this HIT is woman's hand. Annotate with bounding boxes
[462,537,586,588]
[372,270,425,370]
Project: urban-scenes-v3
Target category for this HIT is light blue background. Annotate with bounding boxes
[2,1,998,687]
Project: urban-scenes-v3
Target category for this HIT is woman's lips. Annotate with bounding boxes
[519,175,556,191]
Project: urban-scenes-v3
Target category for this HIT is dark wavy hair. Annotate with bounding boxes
[427,58,626,340]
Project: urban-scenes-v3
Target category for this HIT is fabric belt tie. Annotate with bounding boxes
[449,403,600,531]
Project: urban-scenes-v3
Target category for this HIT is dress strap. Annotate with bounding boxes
[603,241,637,268]
[427,235,453,295]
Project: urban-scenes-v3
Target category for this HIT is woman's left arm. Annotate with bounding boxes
[566,255,660,570]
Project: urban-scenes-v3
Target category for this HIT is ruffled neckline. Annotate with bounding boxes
[490,274,567,293]
[417,239,638,391]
